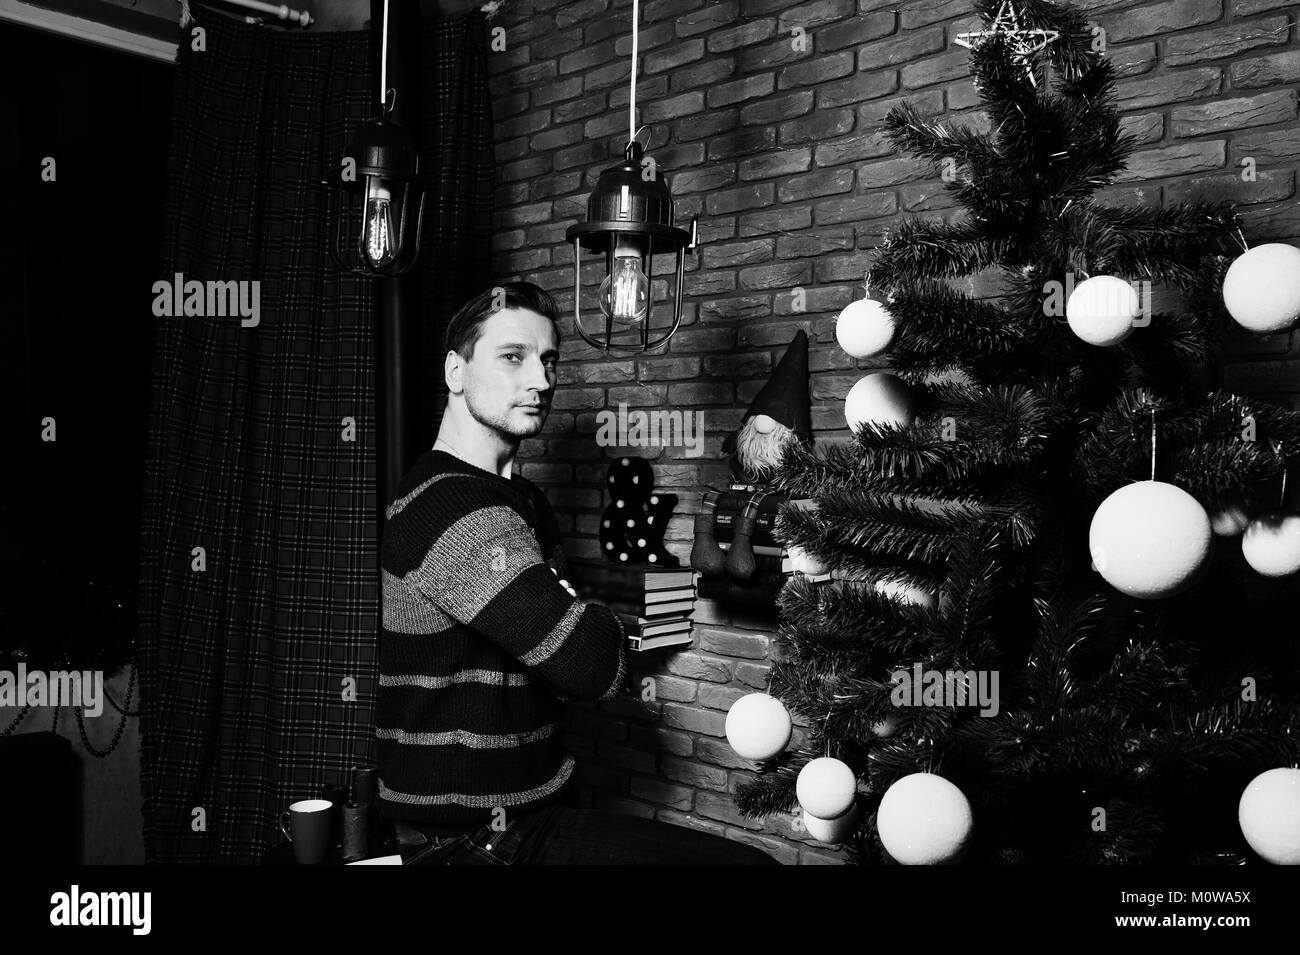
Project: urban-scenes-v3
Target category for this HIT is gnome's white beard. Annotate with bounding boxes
[734,416,795,478]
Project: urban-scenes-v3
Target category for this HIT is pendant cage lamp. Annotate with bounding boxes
[325,98,429,277]
[564,0,698,354]
[565,140,698,353]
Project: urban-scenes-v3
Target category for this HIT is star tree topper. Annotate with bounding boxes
[953,0,1061,87]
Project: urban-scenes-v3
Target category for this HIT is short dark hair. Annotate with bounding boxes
[443,281,560,361]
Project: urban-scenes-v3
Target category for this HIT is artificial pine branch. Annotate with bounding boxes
[742,0,1300,863]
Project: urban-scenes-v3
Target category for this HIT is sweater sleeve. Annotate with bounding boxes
[407,479,627,702]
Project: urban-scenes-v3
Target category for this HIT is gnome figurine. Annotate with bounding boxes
[691,330,813,579]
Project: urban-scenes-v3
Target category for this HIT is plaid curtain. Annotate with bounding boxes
[139,10,494,864]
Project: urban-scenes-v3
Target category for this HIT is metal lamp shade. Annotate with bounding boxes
[565,141,697,352]
[327,116,427,277]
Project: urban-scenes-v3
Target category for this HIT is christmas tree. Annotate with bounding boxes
[729,0,1300,864]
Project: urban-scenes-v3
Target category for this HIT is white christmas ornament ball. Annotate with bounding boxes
[788,545,829,575]
[796,757,858,820]
[803,802,861,845]
[724,693,793,761]
[1223,243,1300,333]
[1211,501,1252,537]
[1066,275,1140,346]
[875,578,938,610]
[836,297,896,359]
[877,772,973,865]
[1241,512,1300,577]
[1089,481,1212,599]
[845,373,915,433]
[1239,767,1300,864]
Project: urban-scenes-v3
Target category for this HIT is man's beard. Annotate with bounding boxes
[465,387,545,441]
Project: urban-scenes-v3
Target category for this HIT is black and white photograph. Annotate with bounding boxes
[2,0,1299,931]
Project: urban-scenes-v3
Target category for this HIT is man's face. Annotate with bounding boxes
[449,307,558,441]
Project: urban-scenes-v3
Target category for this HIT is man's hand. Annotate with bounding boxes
[550,565,577,598]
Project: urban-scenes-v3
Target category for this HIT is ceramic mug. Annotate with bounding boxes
[279,798,333,864]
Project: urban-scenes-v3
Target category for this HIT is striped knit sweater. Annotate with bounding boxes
[376,449,628,829]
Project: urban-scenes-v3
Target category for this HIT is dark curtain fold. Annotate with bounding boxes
[138,9,494,864]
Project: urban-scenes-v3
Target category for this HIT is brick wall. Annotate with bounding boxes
[482,0,1300,864]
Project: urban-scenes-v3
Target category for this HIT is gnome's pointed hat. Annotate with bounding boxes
[722,329,813,454]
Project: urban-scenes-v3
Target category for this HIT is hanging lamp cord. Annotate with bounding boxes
[629,0,639,146]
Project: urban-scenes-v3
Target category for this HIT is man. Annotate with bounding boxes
[376,281,780,865]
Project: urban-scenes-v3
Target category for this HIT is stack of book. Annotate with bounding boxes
[567,559,697,651]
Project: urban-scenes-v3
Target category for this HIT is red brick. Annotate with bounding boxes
[694,790,765,829]
[645,37,706,75]
[584,60,633,92]
[629,776,695,810]
[1163,170,1293,207]
[1116,68,1222,111]
[740,321,818,347]
[704,351,774,377]
[800,847,850,864]
[1233,130,1300,164]
[738,147,814,180]
[1119,112,1164,146]
[614,21,675,56]
[739,206,813,236]
[858,88,944,123]
[777,230,856,259]
[739,261,813,290]
[667,382,735,405]
[1116,141,1226,182]
[1107,0,1222,42]
[734,662,772,688]
[708,127,778,162]
[702,240,775,270]
[900,49,972,89]
[818,9,895,52]
[813,192,897,224]
[741,90,816,126]
[707,183,776,215]
[677,0,739,38]
[775,0,855,29]
[707,18,777,54]
[1232,50,1300,89]
[779,49,855,89]
[695,626,771,659]
[815,129,896,166]
[816,70,899,109]
[858,26,945,69]
[1167,17,1289,67]
[1108,42,1158,78]
[661,703,728,735]
[664,651,734,682]
[697,682,751,711]
[780,108,856,146]
[1171,92,1297,138]
[659,756,730,791]
[900,0,968,28]
[644,0,705,22]
[655,809,728,837]
[666,327,739,354]
[635,357,703,382]
[776,284,855,314]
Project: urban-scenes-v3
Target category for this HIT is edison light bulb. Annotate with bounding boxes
[363,182,396,269]
[599,254,650,326]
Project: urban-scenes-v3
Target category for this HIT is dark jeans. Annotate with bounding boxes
[395,804,782,865]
